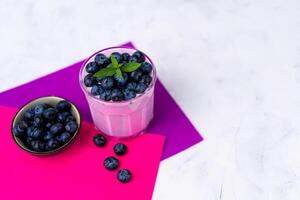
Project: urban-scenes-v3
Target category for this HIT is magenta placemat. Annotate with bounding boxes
[0,42,203,160]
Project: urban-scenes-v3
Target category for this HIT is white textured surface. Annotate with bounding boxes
[1,0,300,199]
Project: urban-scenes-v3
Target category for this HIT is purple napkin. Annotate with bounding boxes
[0,42,203,160]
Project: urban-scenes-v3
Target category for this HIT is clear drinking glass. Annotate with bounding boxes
[79,47,157,138]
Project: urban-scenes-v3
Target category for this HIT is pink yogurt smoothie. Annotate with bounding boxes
[79,47,157,138]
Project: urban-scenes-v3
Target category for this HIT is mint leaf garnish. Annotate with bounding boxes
[94,66,116,79]
[122,62,141,72]
[111,55,118,68]
[116,68,124,80]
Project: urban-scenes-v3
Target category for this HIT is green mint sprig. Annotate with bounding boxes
[94,55,141,80]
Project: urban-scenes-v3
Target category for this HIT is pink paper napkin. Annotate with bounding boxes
[0,106,165,200]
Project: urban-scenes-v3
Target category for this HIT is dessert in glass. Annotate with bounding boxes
[79,47,156,138]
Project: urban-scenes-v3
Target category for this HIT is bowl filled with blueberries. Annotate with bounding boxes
[11,96,80,155]
[79,47,157,138]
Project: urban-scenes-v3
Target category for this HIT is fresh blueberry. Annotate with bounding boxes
[136,82,147,93]
[111,89,124,101]
[114,143,127,156]
[57,132,71,144]
[86,61,100,74]
[141,62,153,74]
[130,69,143,82]
[43,108,57,121]
[84,74,96,87]
[104,156,119,171]
[122,53,130,62]
[117,169,132,183]
[43,132,53,141]
[13,126,24,138]
[114,72,128,86]
[24,108,35,121]
[33,116,45,127]
[139,75,152,86]
[34,104,48,116]
[128,56,138,63]
[27,127,44,139]
[100,77,115,89]
[65,121,78,134]
[57,112,71,123]
[93,134,107,147]
[91,85,104,96]
[46,138,59,150]
[13,121,28,138]
[95,53,109,67]
[56,100,71,112]
[30,140,45,152]
[65,115,75,123]
[132,50,145,63]
[111,52,122,63]
[123,89,136,100]
[50,123,64,135]
[99,89,112,101]
[126,82,137,91]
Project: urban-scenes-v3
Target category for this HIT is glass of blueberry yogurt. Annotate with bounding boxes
[79,47,157,138]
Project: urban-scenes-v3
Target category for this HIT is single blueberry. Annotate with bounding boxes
[43,132,53,141]
[33,116,45,127]
[46,138,59,150]
[100,77,115,89]
[91,85,104,96]
[43,108,57,121]
[104,156,119,171]
[95,53,109,67]
[24,108,35,121]
[57,112,71,123]
[132,50,145,63]
[122,53,130,62]
[65,121,78,134]
[114,143,127,156]
[139,75,152,86]
[65,115,75,123]
[57,132,71,144]
[114,72,128,86]
[130,69,143,82]
[34,104,48,116]
[136,82,147,93]
[128,56,138,63]
[13,121,28,138]
[99,89,112,101]
[56,100,71,112]
[86,61,100,74]
[111,89,124,102]
[31,140,45,152]
[126,82,138,91]
[93,134,107,147]
[123,89,136,100]
[84,74,96,87]
[117,169,132,183]
[111,52,122,63]
[141,62,153,74]
[50,123,64,135]
[28,127,44,139]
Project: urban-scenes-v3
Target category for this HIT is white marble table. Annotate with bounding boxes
[1,0,300,199]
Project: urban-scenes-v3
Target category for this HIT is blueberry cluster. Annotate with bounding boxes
[84,50,153,102]
[13,100,78,152]
[93,134,132,183]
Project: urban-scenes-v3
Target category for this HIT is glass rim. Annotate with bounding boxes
[79,46,157,105]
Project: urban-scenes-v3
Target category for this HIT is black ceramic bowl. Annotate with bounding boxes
[11,96,81,155]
